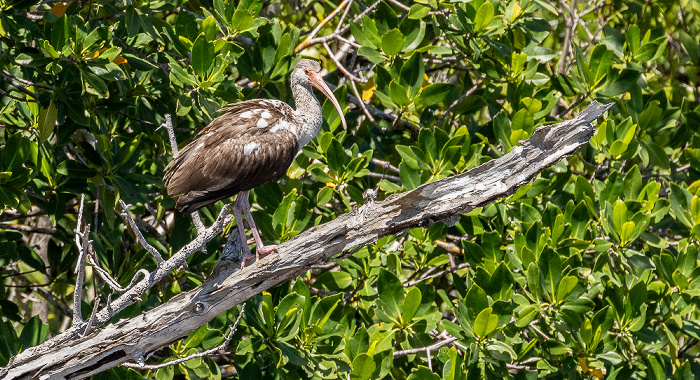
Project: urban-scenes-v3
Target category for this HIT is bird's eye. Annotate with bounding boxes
[304,69,309,75]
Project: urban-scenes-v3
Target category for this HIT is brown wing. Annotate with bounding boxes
[164,100,299,214]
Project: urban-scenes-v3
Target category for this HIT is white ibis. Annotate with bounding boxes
[164,59,346,266]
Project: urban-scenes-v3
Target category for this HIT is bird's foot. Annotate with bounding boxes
[256,244,278,256]
[239,252,256,269]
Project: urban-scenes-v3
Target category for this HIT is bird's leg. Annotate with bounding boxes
[233,194,255,268]
[239,191,278,258]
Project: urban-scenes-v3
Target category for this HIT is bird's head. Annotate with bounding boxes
[292,59,347,130]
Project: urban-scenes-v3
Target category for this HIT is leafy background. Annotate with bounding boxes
[1,0,699,378]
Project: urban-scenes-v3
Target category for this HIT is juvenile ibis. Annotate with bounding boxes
[164,59,346,266]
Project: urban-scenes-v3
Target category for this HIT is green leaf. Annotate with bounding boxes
[515,305,538,328]
[415,83,454,108]
[125,6,140,37]
[50,15,70,51]
[378,269,404,320]
[18,315,49,351]
[350,354,376,380]
[1,134,31,170]
[474,2,494,33]
[511,109,534,134]
[401,287,421,323]
[202,16,219,41]
[609,140,628,157]
[191,33,214,79]
[389,81,410,107]
[473,308,498,338]
[357,46,385,64]
[408,4,430,20]
[556,276,578,301]
[588,45,613,87]
[620,221,635,246]
[399,162,421,190]
[669,183,693,228]
[399,53,424,98]
[612,200,628,237]
[0,320,18,366]
[82,70,109,97]
[381,29,405,56]
[231,9,254,32]
[407,366,440,380]
[623,165,643,200]
[316,186,334,205]
[539,249,562,301]
[313,271,353,291]
[418,129,437,164]
[326,138,347,177]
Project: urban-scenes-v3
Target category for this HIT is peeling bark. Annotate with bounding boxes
[1,102,613,380]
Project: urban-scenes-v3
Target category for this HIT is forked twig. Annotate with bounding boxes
[119,200,164,265]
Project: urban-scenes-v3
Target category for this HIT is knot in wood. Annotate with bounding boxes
[362,188,377,204]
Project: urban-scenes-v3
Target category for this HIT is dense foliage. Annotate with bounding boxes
[1,0,699,378]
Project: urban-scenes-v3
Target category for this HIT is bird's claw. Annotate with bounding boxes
[240,252,255,269]
[256,245,278,255]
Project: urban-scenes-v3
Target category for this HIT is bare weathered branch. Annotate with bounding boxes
[1,102,612,380]
[72,195,88,328]
[121,303,246,370]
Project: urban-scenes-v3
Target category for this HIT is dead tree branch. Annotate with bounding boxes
[1,102,612,380]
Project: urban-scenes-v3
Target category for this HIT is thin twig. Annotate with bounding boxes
[0,223,56,234]
[1,72,39,100]
[296,0,385,52]
[528,320,550,340]
[112,36,170,73]
[557,91,591,118]
[436,84,479,126]
[161,114,178,158]
[34,288,71,317]
[370,158,400,173]
[295,0,352,53]
[121,303,246,370]
[406,262,470,287]
[0,88,34,103]
[72,195,88,327]
[88,253,149,293]
[119,111,156,126]
[366,172,401,182]
[348,78,378,128]
[2,70,52,89]
[385,0,410,11]
[323,42,367,83]
[83,296,101,337]
[393,337,457,357]
[334,0,354,34]
[119,200,164,265]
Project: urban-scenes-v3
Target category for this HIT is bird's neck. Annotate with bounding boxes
[291,83,323,149]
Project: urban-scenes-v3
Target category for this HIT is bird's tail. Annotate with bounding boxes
[175,190,233,215]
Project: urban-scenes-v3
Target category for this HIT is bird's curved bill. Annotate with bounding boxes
[308,71,348,130]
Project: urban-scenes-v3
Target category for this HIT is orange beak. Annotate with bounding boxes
[308,70,347,130]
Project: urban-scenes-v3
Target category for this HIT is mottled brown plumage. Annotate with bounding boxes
[164,59,346,267]
[164,100,299,214]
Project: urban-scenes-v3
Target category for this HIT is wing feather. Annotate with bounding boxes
[164,100,299,214]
